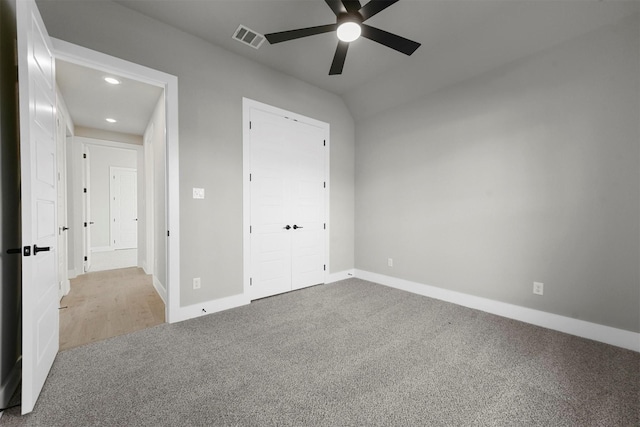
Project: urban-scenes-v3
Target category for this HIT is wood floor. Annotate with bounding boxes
[59,267,165,351]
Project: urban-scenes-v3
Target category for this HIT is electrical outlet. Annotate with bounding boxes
[193,277,201,290]
[533,282,544,295]
[388,258,393,267]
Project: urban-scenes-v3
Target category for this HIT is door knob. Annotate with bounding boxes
[62,226,69,231]
[293,225,303,230]
[284,225,291,230]
[33,244,50,255]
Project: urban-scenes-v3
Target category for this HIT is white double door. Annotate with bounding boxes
[250,109,326,300]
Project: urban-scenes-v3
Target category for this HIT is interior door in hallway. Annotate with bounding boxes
[249,108,326,300]
[110,167,138,249]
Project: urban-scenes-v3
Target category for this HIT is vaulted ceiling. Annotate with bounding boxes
[54,0,639,135]
[115,0,638,119]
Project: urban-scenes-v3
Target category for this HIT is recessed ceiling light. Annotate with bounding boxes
[104,77,120,85]
[106,118,117,123]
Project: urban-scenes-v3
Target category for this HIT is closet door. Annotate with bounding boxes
[249,109,325,300]
[289,120,325,290]
[250,110,293,300]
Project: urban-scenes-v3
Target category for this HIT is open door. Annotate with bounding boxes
[16,0,59,414]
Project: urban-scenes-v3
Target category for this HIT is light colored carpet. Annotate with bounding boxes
[3,278,639,426]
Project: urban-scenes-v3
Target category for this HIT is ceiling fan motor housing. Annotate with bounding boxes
[337,11,363,26]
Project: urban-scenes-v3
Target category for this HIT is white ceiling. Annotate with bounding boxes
[113,0,639,120]
[56,59,163,135]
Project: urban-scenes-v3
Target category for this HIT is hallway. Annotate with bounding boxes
[59,267,165,351]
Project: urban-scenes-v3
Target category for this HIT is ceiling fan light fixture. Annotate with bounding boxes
[337,21,361,42]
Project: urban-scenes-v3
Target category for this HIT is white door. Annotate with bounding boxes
[250,111,293,299]
[83,145,92,272]
[110,167,138,249]
[17,0,59,414]
[249,109,325,300]
[56,103,69,299]
[289,120,326,290]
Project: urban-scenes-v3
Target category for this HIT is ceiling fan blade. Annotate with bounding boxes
[325,0,347,16]
[329,41,349,75]
[359,0,400,21]
[361,24,421,55]
[342,0,362,13]
[265,24,338,44]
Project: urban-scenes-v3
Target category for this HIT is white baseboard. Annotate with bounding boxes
[0,360,20,408]
[152,276,167,305]
[355,269,640,352]
[326,269,355,284]
[90,246,113,253]
[170,294,250,324]
[141,261,151,275]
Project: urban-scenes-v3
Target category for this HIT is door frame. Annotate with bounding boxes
[242,98,330,298]
[51,38,181,323]
[56,89,71,298]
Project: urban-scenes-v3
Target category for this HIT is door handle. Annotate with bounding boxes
[6,248,21,255]
[33,244,50,255]
[62,226,69,231]
[284,225,291,230]
[293,225,303,230]
[90,222,95,225]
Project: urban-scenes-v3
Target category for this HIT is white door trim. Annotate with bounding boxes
[51,39,181,323]
[242,98,330,298]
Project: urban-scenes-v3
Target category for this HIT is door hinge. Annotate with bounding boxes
[83,153,86,159]
[249,173,252,182]
[323,140,326,146]
[249,121,252,130]
[84,188,87,193]
[84,256,87,261]
[84,222,87,227]
[250,277,252,286]
[324,223,326,230]
[250,226,252,234]
[167,230,170,237]
[323,264,326,271]
[323,182,326,188]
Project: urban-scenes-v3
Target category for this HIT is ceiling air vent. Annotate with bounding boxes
[233,25,266,50]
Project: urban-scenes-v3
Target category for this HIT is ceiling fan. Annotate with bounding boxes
[264,0,421,75]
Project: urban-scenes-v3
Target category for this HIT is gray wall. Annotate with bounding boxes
[0,0,21,406]
[36,0,355,307]
[355,16,640,333]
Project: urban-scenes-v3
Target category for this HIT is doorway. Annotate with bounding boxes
[54,39,177,349]
[55,59,166,350]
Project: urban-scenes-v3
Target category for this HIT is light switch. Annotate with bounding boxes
[193,188,205,199]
